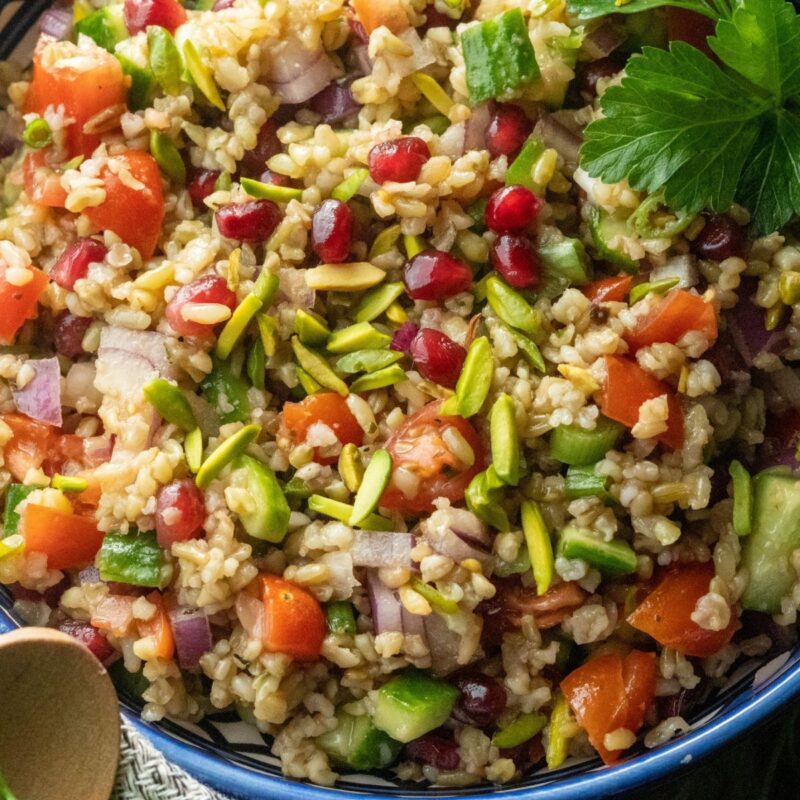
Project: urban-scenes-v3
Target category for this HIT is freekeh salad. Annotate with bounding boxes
[0,0,799,786]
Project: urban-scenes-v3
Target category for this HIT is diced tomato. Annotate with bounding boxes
[597,355,684,450]
[22,149,67,208]
[22,503,105,570]
[351,0,409,34]
[280,393,364,465]
[625,289,718,353]
[258,574,326,660]
[561,649,656,765]
[0,263,48,345]
[627,561,737,657]
[91,595,136,638]
[380,400,485,513]
[25,39,127,158]
[83,150,165,260]
[583,275,632,304]
[1,413,54,480]
[136,591,175,661]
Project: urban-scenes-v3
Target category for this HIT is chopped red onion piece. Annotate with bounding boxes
[352,531,414,568]
[12,357,62,427]
[390,322,419,354]
[367,569,403,633]
[169,604,213,670]
[83,434,114,465]
[98,327,176,378]
[310,80,361,125]
[426,524,491,568]
[266,41,343,104]
[57,619,117,666]
[79,566,101,584]
[464,101,491,153]
[533,115,581,165]
[728,297,786,367]
[40,7,73,40]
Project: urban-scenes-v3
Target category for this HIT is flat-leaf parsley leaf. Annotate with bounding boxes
[567,0,733,20]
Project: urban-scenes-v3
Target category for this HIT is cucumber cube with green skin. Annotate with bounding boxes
[373,670,459,743]
[557,525,637,577]
[98,530,166,588]
[235,455,291,543]
[317,710,402,771]
[741,470,800,613]
[75,6,128,53]
[3,484,36,537]
[538,237,592,298]
[116,55,157,112]
[588,207,639,274]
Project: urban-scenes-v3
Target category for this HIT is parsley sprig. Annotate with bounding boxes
[569,0,734,20]
[575,0,800,235]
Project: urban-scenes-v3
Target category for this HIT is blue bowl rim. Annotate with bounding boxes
[1,603,797,799]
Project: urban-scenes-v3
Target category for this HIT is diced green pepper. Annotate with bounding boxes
[98,530,166,588]
[22,118,52,150]
[588,207,638,274]
[234,455,291,543]
[729,460,752,536]
[549,416,623,466]
[538,237,591,297]
[117,55,157,112]
[3,484,36,537]
[492,712,547,748]
[200,358,250,425]
[557,525,637,577]
[326,601,357,635]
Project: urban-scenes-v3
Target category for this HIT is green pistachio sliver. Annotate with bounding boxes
[295,309,332,346]
[404,234,426,259]
[257,313,279,357]
[327,322,391,354]
[22,118,53,149]
[412,72,454,116]
[490,393,521,486]
[492,712,547,749]
[521,499,554,595]
[338,442,364,493]
[350,448,392,526]
[215,171,232,192]
[455,229,489,263]
[51,474,88,493]
[440,336,493,418]
[241,177,303,203]
[336,349,403,375]
[465,467,510,531]
[350,364,407,393]
[147,25,182,94]
[416,114,450,135]
[0,534,24,560]
[291,337,348,396]
[485,275,541,337]
[331,168,369,202]
[369,224,402,259]
[143,378,197,432]
[496,320,545,372]
[410,577,458,614]
[307,494,394,531]
[184,427,203,474]
[183,40,225,110]
[150,130,186,184]
[252,270,280,305]
[354,282,405,323]
[296,366,322,395]
[629,276,679,305]
[216,294,263,359]
[247,337,266,390]
[196,424,261,488]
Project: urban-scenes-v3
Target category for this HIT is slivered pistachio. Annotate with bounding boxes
[490,393,521,486]
[327,322,390,353]
[411,72,455,116]
[456,229,489,263]
[150,130,186,183]
[296,366,322,395]
[492,713,547,749]
[257,313,279,357]
[226,248,240,291]
[766,301,786,331]
[350,364,407,392]
[184,427,203,474]
[51,474,88,493]
[143,378,197,432]
[331,168,369,202]
[196,424,261,488]
[440,336,493,418]
[247,337,266,390]
[291,337,348,396]
[485,276,541,337]
[252,270,280,305]
[215,171,232,192]
[369,224,401,259]
[148,26,182,94]
[385,302,408,324]
[183,40,225,110]
[336,349,403,375]
[629,276,679,305]
[521,499,554,595]
[354,282,405,323]
[295,309,331,346]
[241,177,303,203]
[307,494,394,531]
[678,364,689,394]
[216,294,263,359]
[338,443,364,493]
[404,234,426,259]
[350,448,392,526]
[496,320,545,372]
[305,262,386,292]
[465,466,510,531]
[409,577,459,614]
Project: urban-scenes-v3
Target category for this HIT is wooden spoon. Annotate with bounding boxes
[0,627,120,800]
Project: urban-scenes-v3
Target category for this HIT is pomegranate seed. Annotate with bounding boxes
[390,321,420,354]
[257,169,291,187]
[123,0,187,34]
[51,238,108,290]
[405,733,461,770]
[165,274,237,338]
[368,137,430,183]
[409,328,466,388]
[485,185,543,233]
[58,619,116,665]
[187,169,220,209]
[155,479,206,550]
[691,214,747,261]
[452,673,507,727]
[312,199,354,263]
[404,249,473,300]
[579,56,624,100]
[486,103,532,159]
[10,576,69,607]
[422,8,460,30]
[238,120,281,178]
[491,234,541,289]
[216,200,281,242]
[54,311,91,358]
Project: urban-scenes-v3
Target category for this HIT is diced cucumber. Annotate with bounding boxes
[588,207,639,274]
[98,530,166,588]
[326,601,356,635]
[557,525,637,577]
[234,455,291,543]
[741,470,800,613]
[538,237,592,298]
[116,54,157,112]
[74,6,128,53]
[317,710,402,771]
[550,416,623,466]
[373,670,459,743]
[729,460,753,536]
[3,484,37,537]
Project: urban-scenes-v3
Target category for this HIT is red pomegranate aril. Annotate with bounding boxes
[452,673,508,727]
[165,274,237,338]
[486,103,532,159]
[216,200,281,242]
[51,237,108,290]
[485,185,543,233]
[123,0,187,34]
[257,169,291,187]
[404,249,473,300]
[405,733,461,770]
[390,321,419,354]
[691,214,747,261]
[312,199,354,263]
[409,328,466,389]
[579,56,624,100]
[368,137,431,183]
[238,120,281,178]
[187,169,220,209]
[54,311,91,358]
[155,479,206,550]
[58,619,117,665]
[491,234,541,289]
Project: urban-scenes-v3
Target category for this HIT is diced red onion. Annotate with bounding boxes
[464,101,491,153]
[98,327,176,378]
[425,524,491,568]
[319,551,359,599]
[582,22,626,60]
[447,508,490,546]
[12,357,62,427]
[352,531,414,568]
[367,569,403,633]
[423,611,462,675]
[648,255,699,289]
[266,41,343,104]
[310,80,361,125]
[236,591,263,641]
[57,619,117,666]
[169,605,213,670]
[728,298,786,367]
[534,115,581,165]
[79,566,101,584]
[40,7,73,40]
[390,322,419,354]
